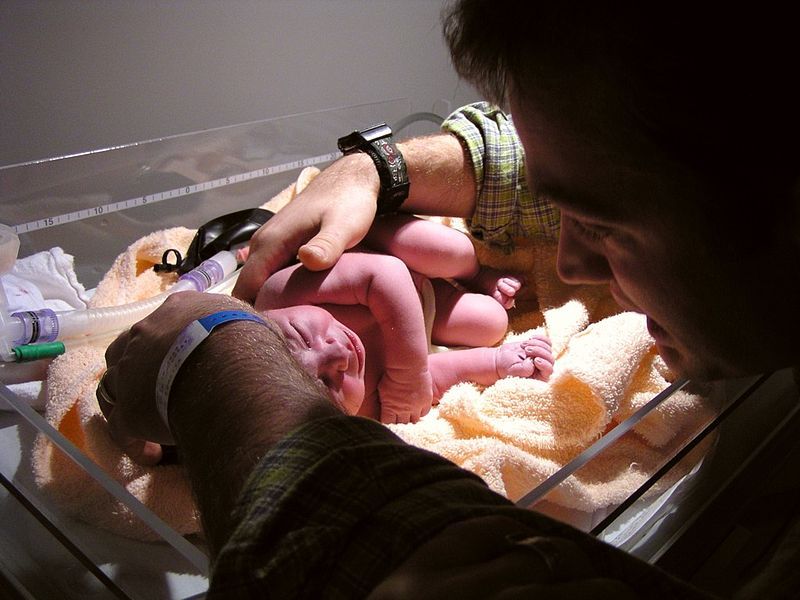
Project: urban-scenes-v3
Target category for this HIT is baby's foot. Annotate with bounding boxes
[461,267,523,309]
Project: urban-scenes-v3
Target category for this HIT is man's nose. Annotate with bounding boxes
[556,218,613,285]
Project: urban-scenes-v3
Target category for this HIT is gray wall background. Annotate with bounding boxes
[1,0,479,167]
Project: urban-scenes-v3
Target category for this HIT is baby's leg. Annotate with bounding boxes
[459,266,523,310]
[431,279,508,347]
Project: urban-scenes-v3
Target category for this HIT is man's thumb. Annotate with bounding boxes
[297,231,347,271]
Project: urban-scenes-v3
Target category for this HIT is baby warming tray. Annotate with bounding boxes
[1,100,797,598]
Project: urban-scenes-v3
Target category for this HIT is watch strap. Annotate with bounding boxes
[338,124,409,215]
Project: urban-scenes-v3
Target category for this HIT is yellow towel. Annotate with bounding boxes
[388,307,714,510]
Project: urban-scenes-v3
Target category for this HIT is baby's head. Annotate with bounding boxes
[265,305,366,414]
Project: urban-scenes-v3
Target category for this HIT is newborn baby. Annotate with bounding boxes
[254,215,553,423]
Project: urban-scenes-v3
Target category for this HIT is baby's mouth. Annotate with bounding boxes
[342,327,364,373]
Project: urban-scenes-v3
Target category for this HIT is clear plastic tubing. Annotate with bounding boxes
[3,250,237,360]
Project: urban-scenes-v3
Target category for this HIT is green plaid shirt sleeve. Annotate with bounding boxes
[441,102,560,251]
[207,416,514,599]
[207,415,717,599]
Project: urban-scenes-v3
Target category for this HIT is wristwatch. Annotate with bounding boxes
[337,123,410,215]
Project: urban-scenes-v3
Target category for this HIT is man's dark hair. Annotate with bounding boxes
[442,1,799,217]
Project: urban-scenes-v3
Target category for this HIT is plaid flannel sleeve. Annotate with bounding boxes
[207,415,717,600]
[207,415,514,599]
[441,102,560,251]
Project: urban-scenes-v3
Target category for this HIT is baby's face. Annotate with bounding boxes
[267,305,366,413]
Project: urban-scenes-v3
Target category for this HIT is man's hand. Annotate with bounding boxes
[97,292,254,463]
[233,131,479,304]
[232,153,380,303]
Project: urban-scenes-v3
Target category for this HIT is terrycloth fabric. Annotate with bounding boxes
[32,166,713,541]
[388,310,713,510]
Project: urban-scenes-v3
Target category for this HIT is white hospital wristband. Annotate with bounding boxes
[155,310,268,429]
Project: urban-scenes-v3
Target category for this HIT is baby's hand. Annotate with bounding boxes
[495,335,554,382]
[378,369,434,424]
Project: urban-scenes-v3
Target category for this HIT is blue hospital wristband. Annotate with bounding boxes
[155,310,268,430]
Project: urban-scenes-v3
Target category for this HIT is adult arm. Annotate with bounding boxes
[233,101,558,304]
[256,253,433,423]
[98,291,339,554]
[232,132,475,303]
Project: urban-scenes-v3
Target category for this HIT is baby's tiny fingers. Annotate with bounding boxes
[521,336,552,349]
[534,356,554,381]
[523,343,554,360]
[506,358,536,378]
[494,291,516,309]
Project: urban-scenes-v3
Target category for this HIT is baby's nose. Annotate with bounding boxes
[317,338,350,374]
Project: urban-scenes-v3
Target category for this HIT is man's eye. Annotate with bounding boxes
[570,217,611,242]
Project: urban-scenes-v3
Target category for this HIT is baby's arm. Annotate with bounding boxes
[256,253,433,424]
[364,214,480,280]
[428,335,554,400]
[364,214,522,308]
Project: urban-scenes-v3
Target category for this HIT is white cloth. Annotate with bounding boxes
[1,247,89,410]
[3,247,89,313]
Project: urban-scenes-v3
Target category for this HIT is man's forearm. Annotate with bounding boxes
[398,133,476,218]
[168,321,340,555]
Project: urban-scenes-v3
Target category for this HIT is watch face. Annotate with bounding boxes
[338,128,408,212]
[362,123,393,143]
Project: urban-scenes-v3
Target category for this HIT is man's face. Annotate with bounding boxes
[509,91,798,381]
